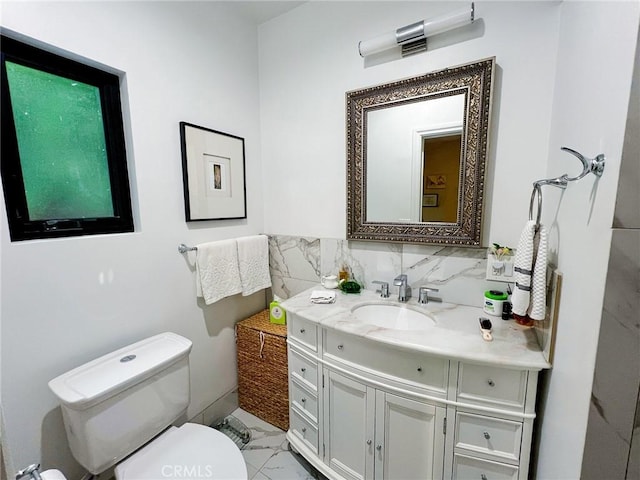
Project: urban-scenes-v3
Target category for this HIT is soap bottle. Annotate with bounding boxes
[338,264,350,282]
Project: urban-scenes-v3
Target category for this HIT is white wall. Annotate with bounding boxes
[1,1,637,478]
[1,2,266,477]
[258,1,639,477]
[537,2,639,478]
[259,1,560,246]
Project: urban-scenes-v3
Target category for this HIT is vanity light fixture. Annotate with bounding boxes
[358,3,475,58]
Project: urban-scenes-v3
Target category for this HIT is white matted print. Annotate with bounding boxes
[180,122,246,221]
[204,154,231,197]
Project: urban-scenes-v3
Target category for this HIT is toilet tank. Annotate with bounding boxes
[48,332,193,474]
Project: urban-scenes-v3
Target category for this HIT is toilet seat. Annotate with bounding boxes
[115,423,247,480]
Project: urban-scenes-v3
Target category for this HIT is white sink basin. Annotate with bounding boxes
[351,303,436,330]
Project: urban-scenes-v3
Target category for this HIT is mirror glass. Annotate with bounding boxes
[346,58,495,246]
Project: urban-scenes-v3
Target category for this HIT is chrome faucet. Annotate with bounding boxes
[418,286,440,304]
[393,274,411,302]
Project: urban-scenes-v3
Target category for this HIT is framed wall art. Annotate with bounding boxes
[423,194,439,207]
[180,122,247,221]
[426,174,447,189]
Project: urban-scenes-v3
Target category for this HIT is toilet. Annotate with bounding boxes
[48,332,247,480]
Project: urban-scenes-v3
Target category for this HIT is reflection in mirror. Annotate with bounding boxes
[366,93,464,223]
[346,57,495,246]
[422,133,462,223]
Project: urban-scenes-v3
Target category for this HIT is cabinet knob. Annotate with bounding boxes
[487,379,495,387]
[483,431,491,440]
[481,475,488,480]
[376,445,382,451]
[300,328,306,334]
[301,367,306,373]
[417,367,423,372]
[301,397,307,403]
[302,427,307,433]
[367,440,372,445]
[337,344,344,350]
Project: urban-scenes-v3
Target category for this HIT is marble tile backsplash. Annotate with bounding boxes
[269,235,321,299]
[268,234,496,308]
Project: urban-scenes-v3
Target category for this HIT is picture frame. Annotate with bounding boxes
[426,174,447,189]
[423,194,439,207]
[180,122,247,221]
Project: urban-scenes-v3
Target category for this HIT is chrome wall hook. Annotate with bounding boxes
[528,146,605,230]
[560,146,605,180]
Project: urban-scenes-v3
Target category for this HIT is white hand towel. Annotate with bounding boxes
[237,235,272,296]
[528,225,548,320]
[196,240,243,305]
[512,221,536,316]
[310,290,337,304]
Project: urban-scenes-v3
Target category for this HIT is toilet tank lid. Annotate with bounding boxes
[48,332,192,410]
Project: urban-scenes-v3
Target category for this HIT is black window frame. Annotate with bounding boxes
[1,33,134,241]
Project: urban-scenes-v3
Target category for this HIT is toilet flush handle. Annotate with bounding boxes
[16,464,42,480]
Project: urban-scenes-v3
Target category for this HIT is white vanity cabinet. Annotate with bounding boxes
[449,362,539,480]
[287,314,321,456]
[324,369,445,480]
[285,310,545,480]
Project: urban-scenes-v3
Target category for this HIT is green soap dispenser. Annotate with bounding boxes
[269,300,286,325]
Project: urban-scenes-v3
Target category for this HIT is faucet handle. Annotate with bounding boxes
[418,286,439,304]
[393,274,408,285]
[372,280,390,298]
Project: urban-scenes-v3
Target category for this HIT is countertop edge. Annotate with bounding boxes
[282,287,552,371]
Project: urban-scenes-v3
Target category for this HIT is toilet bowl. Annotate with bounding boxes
[48,332,247,480]
[36,425,247,480]
[115,423,246,480]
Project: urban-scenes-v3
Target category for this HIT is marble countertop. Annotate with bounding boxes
[281,287,551,371]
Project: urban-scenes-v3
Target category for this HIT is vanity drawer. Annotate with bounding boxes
[453,453,519,480]
[289,346,318,392]
[290,378,318,423]
[457,363,527,411]
[324,329,448,395]
[288,313,318,352]
[290,406,319,455]
[455,412,523,463]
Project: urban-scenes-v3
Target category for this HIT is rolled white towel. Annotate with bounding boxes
[512,221,536,316]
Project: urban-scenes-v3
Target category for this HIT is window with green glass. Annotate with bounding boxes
[1,34,133,241]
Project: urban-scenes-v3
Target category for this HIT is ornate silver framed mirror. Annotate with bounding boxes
[346,57,495,246]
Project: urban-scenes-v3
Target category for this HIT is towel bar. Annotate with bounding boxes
[178,243,197,254]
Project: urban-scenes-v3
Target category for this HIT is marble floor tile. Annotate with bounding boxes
[231,408,324,480]
[258,450,317,479]
[252,473,270,480]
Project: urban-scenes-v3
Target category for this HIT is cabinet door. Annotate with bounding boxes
[325,370,375,480]
[375,391,445,480]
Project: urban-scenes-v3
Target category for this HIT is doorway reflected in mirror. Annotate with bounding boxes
[422,135,461,223]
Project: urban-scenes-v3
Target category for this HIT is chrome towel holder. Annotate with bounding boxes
[178,243,197,254]
[529,147,605,228]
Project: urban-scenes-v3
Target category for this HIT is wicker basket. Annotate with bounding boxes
[236,310,289,431]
